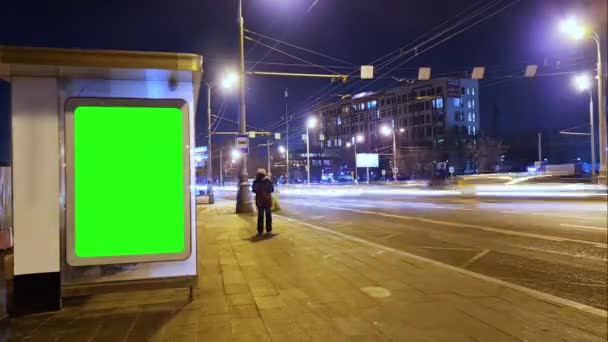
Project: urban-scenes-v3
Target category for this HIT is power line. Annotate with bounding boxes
[245,29,354,67]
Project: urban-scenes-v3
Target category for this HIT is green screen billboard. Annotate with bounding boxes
[66,100,191,266]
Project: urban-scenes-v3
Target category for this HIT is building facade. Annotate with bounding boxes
[316,78,480,178]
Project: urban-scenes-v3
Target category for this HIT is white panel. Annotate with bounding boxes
[59,78,197,284]
[12,77,60,275]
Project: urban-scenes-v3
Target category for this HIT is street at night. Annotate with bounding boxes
[273,191,608,310]
[2,0,608,340]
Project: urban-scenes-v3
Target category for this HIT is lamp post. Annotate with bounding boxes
[205,72,237,186]
[346,134,364,181]
[560,18,607,183]
[381,125,397,181]
[236,0,253,212]
[573,73,597,179]
[306,116,317,185]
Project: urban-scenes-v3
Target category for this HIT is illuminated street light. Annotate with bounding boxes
[558,17,607,183]
[307,116,318,129]
[380,125,393,136]
[205,70,238,186]
[305,117,318,184]
[573,73,592,92]
[222,71,239,89]
[231,149,241,160]
[356,134,365,143]
[399,128,405,133]
[346,142,352,148]
[573,73,596,179]
[380,125,398,181]
[278,145,286,154]
[559,17,588,40]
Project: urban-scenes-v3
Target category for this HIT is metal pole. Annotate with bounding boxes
[592,33,607,184]
[366,167,370,184]
[306,126,311,185]
[589,90,597,179]
[392,131,397,181]
[285,91,290,184]
[236,0,253,212]
[354,140,358,180]
[538,132,542,163]
[219,148,224,186]
[267,139,271,175]
[207,83,213,184]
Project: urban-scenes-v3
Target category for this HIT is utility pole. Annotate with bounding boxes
[538,132,542,163]
[284,89,290,184]
[206,82,214,185]
[236,0,253,213]
[219,147,224,186]
[267,139,271,175]
[588,90,597,179]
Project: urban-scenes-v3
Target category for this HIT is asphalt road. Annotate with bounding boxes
[271,192,608,310]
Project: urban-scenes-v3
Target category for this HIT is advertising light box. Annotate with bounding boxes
[65,99,192,266]
[356,153,379,168]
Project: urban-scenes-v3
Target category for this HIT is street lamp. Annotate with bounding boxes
[231,149,242,160]
[573,73,597,179]
[306,116,317,185]
[346,134,365,181]
[278,145,286,154]
[559,17,607,183]
[236,0,253,212]
[381,125,398,181]
[205,71,237,186]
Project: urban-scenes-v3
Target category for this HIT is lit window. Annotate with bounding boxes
[472,100,475,109]
[338,138,342,147]
[376,110,380,118]
[472,113,476,122]
[453,98,461,107]
[472,88,476,96]
[334,139,337,146]
[468,126,472,136]
[468,112,472,122]
[467,100,472,109]
[473,126,476,136]
[337,117,342,125]
[328,140,332,147]
[436,98,443,109]
[466,88,470,95]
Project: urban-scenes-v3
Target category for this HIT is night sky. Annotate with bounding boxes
[1,0,606,166]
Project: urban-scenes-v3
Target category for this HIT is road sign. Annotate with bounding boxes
[274,132,281,140]
[235,134,249,154]
[392,167,398,174]
[248,131,256,138]
[356,153,379,168]
[361,65,374,79]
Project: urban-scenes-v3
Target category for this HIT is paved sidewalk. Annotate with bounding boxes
[4,200,608,341]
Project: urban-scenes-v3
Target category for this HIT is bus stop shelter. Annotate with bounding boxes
[0,46,202,315]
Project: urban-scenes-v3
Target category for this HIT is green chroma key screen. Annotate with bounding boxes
[74,106,186,258]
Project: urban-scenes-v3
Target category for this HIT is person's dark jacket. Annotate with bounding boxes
[252,174,274,207]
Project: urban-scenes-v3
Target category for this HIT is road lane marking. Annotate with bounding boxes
[461,249,491,268]
[276,214,608,318]
[521,246,607,261]
[421,246,482,251]
[378,232,401,240]
[287,202,608,249]
[560,223,608,231]
[500,211,606,222]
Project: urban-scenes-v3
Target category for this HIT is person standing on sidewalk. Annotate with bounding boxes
[252,168,274,236]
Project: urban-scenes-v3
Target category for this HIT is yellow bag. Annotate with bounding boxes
[271,194,280,212]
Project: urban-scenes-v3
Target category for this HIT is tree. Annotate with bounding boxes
[466,136,507,173]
